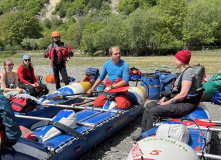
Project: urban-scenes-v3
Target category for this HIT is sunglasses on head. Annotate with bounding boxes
[24,59,31,62]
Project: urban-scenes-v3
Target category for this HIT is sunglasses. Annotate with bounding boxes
[24,59,31,62]
[6,64,14,67]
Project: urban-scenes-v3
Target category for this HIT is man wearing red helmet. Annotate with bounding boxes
[44,31,74,90]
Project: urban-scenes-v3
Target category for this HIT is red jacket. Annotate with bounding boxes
[17,65,37,85]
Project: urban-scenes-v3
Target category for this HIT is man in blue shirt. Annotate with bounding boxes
[87,46,131,109]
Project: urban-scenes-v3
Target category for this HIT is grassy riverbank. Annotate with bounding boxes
[0,49,220,74]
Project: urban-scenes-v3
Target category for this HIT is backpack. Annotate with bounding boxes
[94,82,106,96]
[129,67,141,76]
[85,68,99,85]
[160,73,177,92]
[213,92,221,105]
[202,73,221,101]
[192,64,206,88]
[35,75,42,83]
[129,67,141,80]
[0,95,21,146]
[9,97,37,114]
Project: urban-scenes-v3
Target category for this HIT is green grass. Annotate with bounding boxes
[0,49,220,74]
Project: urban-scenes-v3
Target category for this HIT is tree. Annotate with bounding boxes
[0,11,42,46]
[157,0,188,40]
[80,20,103,53]
[67,23,82,48]
[39,29,53,49]
[91,14,127,54]
[182,0,221,47]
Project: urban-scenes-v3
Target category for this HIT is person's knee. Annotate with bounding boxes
[117,101,131,109]
[94,99,106,107]
[148,108,162,122]
[94,95,107,107]
[145,101,158,110]
[115,95,131,109]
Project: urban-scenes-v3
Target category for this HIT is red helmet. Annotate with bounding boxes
[52,31,60,38]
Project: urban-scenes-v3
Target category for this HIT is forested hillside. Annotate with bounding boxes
[0,0,220,55]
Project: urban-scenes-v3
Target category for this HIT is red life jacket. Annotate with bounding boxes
[47,43,68,65]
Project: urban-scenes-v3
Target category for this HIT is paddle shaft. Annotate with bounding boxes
[16,114,51,121]
[60,86,131,97]
[196,153,221,159]
[63,91,103,96]
[15,115,95,127]
[45,103,120,113]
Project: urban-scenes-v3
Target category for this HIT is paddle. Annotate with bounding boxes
[44,86,131,100]
[15,114,95,127]
[64,86,131,97]
[43,103,120,113]
[15,114,89,140]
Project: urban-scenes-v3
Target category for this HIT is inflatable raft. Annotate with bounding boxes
[127,103,221,160]
[1,86,147,160]
[15,81,91,128]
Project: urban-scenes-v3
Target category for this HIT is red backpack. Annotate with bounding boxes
[9,97,37,114]
[129,67,141,76]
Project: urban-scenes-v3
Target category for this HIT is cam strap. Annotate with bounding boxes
[45,96,68,100]
[30,120,86,140]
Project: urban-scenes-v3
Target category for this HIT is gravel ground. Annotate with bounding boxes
[9,64,221,160]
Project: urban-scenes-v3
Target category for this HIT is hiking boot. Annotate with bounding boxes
[131,127,142,141]
[131,133,142,141]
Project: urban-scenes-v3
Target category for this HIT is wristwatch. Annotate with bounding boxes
[110,84,114,89]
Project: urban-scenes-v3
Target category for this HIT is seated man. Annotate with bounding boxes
[87,46,131,109]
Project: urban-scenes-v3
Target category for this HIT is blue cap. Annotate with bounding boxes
[23,55,31,61]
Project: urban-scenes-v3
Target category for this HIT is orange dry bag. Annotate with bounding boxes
[45,74,55,84]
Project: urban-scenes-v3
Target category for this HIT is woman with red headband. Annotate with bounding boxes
[132,50,202,140]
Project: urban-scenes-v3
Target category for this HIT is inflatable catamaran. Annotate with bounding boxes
[2,85,147,160]
[127,103,221,160]
[15,81,92,128]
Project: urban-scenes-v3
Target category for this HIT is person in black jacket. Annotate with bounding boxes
[44,31,73,90]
